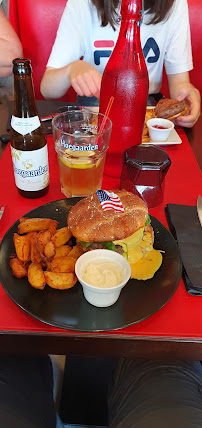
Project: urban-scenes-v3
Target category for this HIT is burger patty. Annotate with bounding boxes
[155,99,187,119]
[86,243,124,255]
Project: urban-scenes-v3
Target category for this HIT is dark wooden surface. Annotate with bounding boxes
[1,331,202,359]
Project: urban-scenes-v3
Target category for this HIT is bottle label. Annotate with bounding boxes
[11,115,41,135]
[11,146,49,191]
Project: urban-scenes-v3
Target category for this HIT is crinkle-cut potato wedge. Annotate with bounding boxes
[54,245,72,258]
[29,232,43,263]
[68,243,83,259]
[10,257,28,278]
[49,256,76,273]
[37,230,51,254]
[44,241,55,260]
[44,271,77,290]
[18,218,58,234]
[28,262,46,290]
[51,227,72,247]
[13,233,30,262]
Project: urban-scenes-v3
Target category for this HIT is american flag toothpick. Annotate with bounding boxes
[96,190,124,213]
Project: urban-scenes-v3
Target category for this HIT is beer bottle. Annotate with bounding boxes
[99,0,149,182]
[10,58,49,198]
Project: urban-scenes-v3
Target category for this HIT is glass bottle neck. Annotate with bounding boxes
[116,18,141,56]
[13,74,38,118]
[121,0,144,25]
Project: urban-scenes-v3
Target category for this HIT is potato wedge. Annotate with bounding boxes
[19,217,29,223]
[37,230,51,254]
[13,233,30,262]
[68,243,83,259]
[48,222,58,236]
[10,258,28,278]
[49,256,76,273]
[54,245,72,258]
[29,232,43,263]
[28,262,46,290]
[51,227,72,247]
[44,241,55,260]
[18,218,58,234]
[44,271,77,290]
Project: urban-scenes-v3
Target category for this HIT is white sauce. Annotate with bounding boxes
[82,260,124,288]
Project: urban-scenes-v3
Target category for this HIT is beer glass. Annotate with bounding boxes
[52,110,112,198]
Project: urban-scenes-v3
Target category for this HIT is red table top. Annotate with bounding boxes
[0,129,202,339]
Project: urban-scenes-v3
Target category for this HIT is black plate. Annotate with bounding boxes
[0,199,182,332]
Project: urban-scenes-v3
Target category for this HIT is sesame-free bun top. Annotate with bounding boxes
[67,190,148,242]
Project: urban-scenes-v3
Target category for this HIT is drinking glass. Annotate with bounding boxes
[52,110,112,198]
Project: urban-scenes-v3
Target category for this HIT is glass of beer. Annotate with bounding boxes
[52,110,112,198]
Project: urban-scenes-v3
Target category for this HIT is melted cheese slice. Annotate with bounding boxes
[130,249,163,280]
[113,228,162,280]
[113,228,144,263]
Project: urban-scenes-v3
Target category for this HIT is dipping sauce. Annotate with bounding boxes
[82,260,124,288]
[152,125,168,129]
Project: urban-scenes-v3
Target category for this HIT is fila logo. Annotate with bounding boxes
[94,38,160,65]
[94,40,115,65]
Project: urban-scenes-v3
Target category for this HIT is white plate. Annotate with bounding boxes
[85,106,182,146]
[141,128,182,146]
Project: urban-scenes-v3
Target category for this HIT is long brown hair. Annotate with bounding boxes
[92,0,175,28]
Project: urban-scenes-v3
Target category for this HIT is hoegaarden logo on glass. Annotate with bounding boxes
[60,140,98,152]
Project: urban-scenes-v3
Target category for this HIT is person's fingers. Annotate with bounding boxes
[175,114,198,128]
[72,76,93,97]
[176,92,186,102]
[91,71,102,92]
[71,81,85,96]
[71,73,100,97]
[82,73,100,97]
[175,118,195,128]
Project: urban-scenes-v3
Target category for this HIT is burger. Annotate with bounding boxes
[154,98,188,120]
[67,189,162,280]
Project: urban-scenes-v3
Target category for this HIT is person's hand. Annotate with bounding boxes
[174,83,201,128]
[68,60,102,99]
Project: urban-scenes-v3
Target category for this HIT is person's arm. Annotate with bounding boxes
[168,72,201,127]
[40,60,102,100]
[0,9,23,77]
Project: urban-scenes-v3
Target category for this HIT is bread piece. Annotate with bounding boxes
[67,190,148,242]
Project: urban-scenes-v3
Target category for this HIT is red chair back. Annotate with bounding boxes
[9,0,76,101]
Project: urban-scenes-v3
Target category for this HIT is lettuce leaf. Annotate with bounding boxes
[79,240,92,248]
[145,215,151,226]
[103,242,116,251]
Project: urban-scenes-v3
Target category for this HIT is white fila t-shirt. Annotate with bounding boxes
[47,0,193,94]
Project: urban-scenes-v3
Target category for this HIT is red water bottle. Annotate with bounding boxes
[99,0,149,182]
